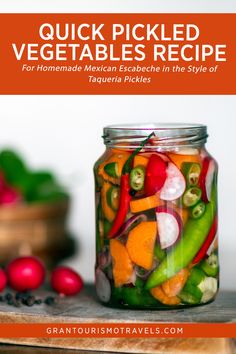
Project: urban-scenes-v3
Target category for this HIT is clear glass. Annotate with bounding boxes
[94,124,219,309]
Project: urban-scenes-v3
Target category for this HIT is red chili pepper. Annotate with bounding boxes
[108,132,154,238]
[192,216,218,264]
[108,174,130,238]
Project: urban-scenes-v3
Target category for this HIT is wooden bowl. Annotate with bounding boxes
[0,200,75,267]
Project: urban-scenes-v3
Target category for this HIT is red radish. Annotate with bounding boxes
[160,162,186,201]
[156,206,182,249]
[0,186,21,205]
[7,256,45,291]
[0,269,7,292]
[145,154,167,196]
[199,157,216,203]
[95,268,111,303]
[51,266,83,296]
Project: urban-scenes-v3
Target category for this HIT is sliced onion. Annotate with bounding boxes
[135,260,158,280]
[114,214,147,238]
[95,268,111,303]
[97,246,112,270]
[127,269,137,285]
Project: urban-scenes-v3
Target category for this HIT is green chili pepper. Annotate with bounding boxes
[154,243,166,262]
[135,278,145,289]
[178,290,200,305]
[182,187,202,207]
[106,186,120,211]
[190,201,206,219]
[182,282,203,301]
[181,162,201,187]
[113,286,158,307]
[200,253,219,277]
[130,165,145,191]
[104,162,118,178]
[188,267,206,286]
[145,185,217,289]
[178,268,206,304]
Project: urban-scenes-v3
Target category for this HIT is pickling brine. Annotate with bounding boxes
[94,124,219,309]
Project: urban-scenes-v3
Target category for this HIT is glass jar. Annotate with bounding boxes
[94,123,218,309]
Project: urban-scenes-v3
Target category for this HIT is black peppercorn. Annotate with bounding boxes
[44,296,55,305]
[35,299,42,305]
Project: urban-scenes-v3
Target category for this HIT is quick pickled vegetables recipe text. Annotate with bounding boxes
[12,22,226,62]
[94,127,219,309]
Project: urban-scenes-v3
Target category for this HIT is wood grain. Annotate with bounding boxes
[0,286,235,353]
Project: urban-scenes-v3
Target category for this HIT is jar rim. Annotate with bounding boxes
[103,123,208,149]
[104,123,206,131]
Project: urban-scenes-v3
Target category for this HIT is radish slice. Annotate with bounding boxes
[156,206,182,249]
[199,158,216,203]
[160,162,186,201]
[95,268,111,303]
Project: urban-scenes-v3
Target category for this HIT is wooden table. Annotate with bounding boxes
[0,285,235,354]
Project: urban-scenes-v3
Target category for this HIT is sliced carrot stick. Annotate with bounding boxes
[126,221,157,270]
[98,151,131,184]
[130,194,161,213]
[162,268,190,297]
[150,286,181,305]
[110,239,133,287]
[101,182,116,222]
[133,155,149,168]
[168,153,202,170]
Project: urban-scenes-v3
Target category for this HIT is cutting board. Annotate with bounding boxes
[0,285,235,354]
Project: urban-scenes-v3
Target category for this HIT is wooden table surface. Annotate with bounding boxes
[0,285,235,354]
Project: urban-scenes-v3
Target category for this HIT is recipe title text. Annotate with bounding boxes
[12,22,227,62]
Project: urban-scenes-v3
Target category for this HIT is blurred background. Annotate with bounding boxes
[0,95,235,289]
[0,0,235,289]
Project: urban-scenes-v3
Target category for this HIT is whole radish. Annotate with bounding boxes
[0,268,7,292]
[6,256,45,291]
[0,186,21,205]
[51,266,83,296]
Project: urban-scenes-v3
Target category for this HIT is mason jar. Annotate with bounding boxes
[94,124,219,309]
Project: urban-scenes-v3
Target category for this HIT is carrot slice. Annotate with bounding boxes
[168,153,201,170]
[126,221,157,270]
[110,239,133,287]
[130,194,161,213]
[98,151,131,184]
[150,286,181,305]
[133,155,149,168]
[162,268,190,297]
[101,182,116,222]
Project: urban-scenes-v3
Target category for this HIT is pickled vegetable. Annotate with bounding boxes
[94,130,219,309]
